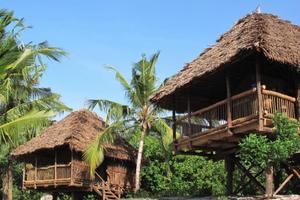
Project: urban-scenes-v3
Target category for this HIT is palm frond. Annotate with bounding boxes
[83,121,124,177]
[86,99,131,124]
[0,110,55,146]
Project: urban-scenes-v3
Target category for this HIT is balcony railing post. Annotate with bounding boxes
[70,149,74,185]
[22,163,25,189]
[34,156,37,189]
[256,56,263,130]
[226,73,232,128]
[187,92,192,137]
[295,78,300,121]
[172,95,177,152]
[54,150,57,187]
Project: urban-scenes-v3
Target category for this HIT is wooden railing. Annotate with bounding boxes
[24,163,71,186]
[262,89,296,119]
[176,88,296,138]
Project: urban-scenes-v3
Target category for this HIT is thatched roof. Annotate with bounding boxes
[11,110,137,161]
[150,13,300,109]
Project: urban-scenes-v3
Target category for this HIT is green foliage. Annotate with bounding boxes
[239,113,300,169]
[127,134,226,197]
[140,155,226,197]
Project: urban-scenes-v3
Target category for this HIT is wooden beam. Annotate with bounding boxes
[226,73,232,128]
[256,56,263,130]
[273,173,294,195]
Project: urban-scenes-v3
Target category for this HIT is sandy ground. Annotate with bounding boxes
[124,195,300,200]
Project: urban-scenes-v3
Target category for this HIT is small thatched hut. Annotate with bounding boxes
[11,110,137,199]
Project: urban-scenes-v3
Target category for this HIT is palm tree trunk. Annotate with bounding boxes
[2,158,13,200]
[134,129,146,193]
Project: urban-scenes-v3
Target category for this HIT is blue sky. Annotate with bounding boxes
[1,1,300,117]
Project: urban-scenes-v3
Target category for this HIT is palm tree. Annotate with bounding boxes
[84,52,173,192]
[0,9,70,200]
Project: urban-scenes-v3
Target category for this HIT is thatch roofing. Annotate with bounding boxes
[11,110,137,161]
[150,13,300,109]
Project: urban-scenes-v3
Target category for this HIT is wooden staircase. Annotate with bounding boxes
[93,172,120,200]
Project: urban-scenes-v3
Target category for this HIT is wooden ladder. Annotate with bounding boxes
[92,172,120,200]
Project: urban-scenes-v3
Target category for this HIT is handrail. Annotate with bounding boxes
[175,88,257,124]
[27,163,71,170]
[95,171,105,183]
[262,89,296,102]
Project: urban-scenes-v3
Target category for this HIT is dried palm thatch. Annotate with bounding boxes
[11,110,136,161]
[150,13,300,109]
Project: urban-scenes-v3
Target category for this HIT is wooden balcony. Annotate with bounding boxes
[23,160,91,189]
[174,87,296,155]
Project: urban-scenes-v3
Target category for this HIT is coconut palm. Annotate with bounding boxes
[84,52,173,192]
[0,9,70,200]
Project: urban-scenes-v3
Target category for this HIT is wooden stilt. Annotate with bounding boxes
[265,166,274,197]
[52,192,58,200]
[225,155,234,195]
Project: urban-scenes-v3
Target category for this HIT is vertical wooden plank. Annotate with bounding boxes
[70,149,73,185]
[187,92,192,137]
[256,56,263,130]
[34,156,37,189]
[172,95,177,152]
[226,74,232,128]
[54,150,57,187]
[294,77,300,121]
[22,163,25,190]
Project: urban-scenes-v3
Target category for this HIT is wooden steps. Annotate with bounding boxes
[93,172,120,200]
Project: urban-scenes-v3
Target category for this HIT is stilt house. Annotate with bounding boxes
[11,110,137,200]
[150,12,300,195]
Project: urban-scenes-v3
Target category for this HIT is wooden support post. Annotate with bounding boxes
[187,92,192,137]
[70,149,73,185]
[225,154,234,195]
[22,163,25,190]
[226,74,232,128]
[54,150,57,187]
[52,192,58,200]
[265,166,274,197]
[71,192,83,200]
[294,77,300,121]
[256,56,263,130]
[34,156,37,189]
[172,96,177,152]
